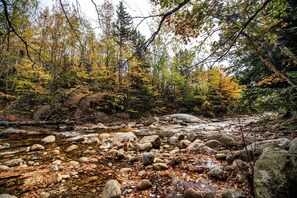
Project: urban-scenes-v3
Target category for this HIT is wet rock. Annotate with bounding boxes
[206,134,236,147]
[186,132,197,142]
[153,163,168,170]
[186,139,214,152]
[112,132,137,148]
[142,153,154,166]
[222,188,245,198]
[0,165,10,171]
[79,157,90,163]
[165,114,206,123]
[138,170,146,177]
[179,140,191,149]
[169,136,179,145]
[30,144,45,151]
[0,194,17,198]
[55,173,63,183]
[102,180,121,198]
[154,158,164,163]
[0,143,10,149]
[140,135,161,149]
[215,153,227,160]
[27,161,35,166]
[50,149,60,156]
[49,165,59,172]
[254,147,297,198]
[108,149,125,160]
[1,128,27,134]
[207,166,227,180]
[4,158,24,167]
[119,168,132,174]
[83,137,100,144]
[184,188,202,198]
[41,135,56,144]
[53,160,62,165]
[69,161,80,168]
[137,179,152,190]
[67,136,85,143]
[66,144,78,152]
[232,159,250,172]
[138,142,153,151]
[39,192,51,198]
[205,140,222,149]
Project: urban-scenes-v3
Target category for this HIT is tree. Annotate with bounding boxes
[113,1,133,85]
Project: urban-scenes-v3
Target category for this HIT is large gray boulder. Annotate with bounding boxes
[140,135,161,149]
[254,147,297,198]
[112,132,137,148]
[102,180,121,198]
[165,114,206,123]
[186,139,214,152]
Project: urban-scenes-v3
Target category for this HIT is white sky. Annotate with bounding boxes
[39,0,154,38]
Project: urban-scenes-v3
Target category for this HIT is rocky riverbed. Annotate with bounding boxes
[0,113,296,198]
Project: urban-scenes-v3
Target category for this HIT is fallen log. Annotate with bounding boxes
[0,120,76,127]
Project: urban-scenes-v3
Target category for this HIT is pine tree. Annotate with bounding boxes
[113,1,133,85]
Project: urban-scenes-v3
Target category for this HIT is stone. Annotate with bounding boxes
[142,153,154,166]
[119,168,132,174]
[207,166,227,180]
[289,137,297,154]
[30,144,45,151]
[169,136,179,145]
[179,140,191,149]
[140,135,161,149]
[0,165,10,171]
[186,139,214,152]
[165,114,206,123]
[153,163,168,170]
[40,192,51,198]
[112,132,137,148]
[186,132,197,142]
[138,170,146,177]
[79,157,90,163]
[222,188,245,198]
[53,160,62,165]
[0,143,10,149]
[55,173,63,183]
[41,135,56,144]
[204,140,222,149]
[0,195,17,198]
[253,147,297,198]
[102,180,121,198]
[215,153,227,160]
[0,128,27,134]
[3,158,24,167]
[49,165,59,172]
[66,144,78,152]
[138,142,153,151]
[184,188,202,198]
[137,179,152,190]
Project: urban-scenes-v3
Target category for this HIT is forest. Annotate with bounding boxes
[0,0,295,121]
[0,0,297,198]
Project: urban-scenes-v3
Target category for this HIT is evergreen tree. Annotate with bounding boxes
[113,1,133,85]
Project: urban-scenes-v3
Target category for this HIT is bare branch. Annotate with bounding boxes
[1,0,34,63]
[122,0,190,66]
[191,0,272,69]
[58,0,84,49]
[90,0,102,28]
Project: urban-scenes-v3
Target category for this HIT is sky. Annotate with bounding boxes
[39,0,154,38]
